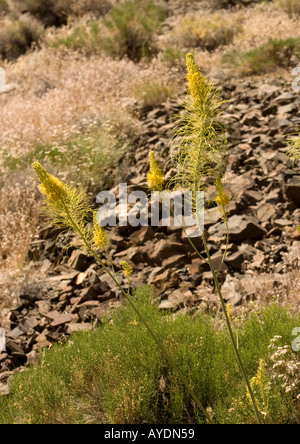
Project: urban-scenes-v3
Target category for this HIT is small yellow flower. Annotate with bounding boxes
[32,162,67,202]
[93,212,108,251]
[247,359,270,418]
[297,225,300,234]
[147,151,164,192]
[226,303,232,322]
[121,260,133,279]
[215,177,230,219]
[215,192,230,207]
[129,320,138,326]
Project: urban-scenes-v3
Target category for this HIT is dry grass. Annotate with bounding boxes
[165,11,243,51]
[229,2,300,52]
[0,46,182,270]
[157,2,300,75]
[0,49,181,158]
[275,0,300,16]
[134,79,175,115]
[0,14,43,60]
[0,172,41,271]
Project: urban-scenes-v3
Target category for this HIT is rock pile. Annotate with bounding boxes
[1,76,300,391]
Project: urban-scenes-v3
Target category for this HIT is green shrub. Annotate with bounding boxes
[0,17,43,60]
[223,37,300,75]
[102,0,168,61]
[0,287,299,424]
[51,21,102,55]
[2,129,131,191]
[134,80,174,116]
[160,47,186,67]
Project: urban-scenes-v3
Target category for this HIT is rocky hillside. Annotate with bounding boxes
[1,74,300,394]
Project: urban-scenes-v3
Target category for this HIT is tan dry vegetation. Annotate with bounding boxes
[0,173,40,270]
[158,2,300,74]
[160,10,243,51]
[0,49,181,158]
[231,3,300,52]
[0,46,182,271]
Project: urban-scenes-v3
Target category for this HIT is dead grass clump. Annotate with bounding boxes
[0,172,41,270]
[275,0,300,16]
[0,16,43,60]
[169,12,242,51]
[51,21,103,56]
[134,80,175,116]
[66,0,116,17]
[0,0,8,14]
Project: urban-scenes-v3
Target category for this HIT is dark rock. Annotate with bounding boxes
[224,215,267,241]
[68,250,92,272]
[286,177,300,205]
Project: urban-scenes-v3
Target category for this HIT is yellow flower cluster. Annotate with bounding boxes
[247,359,270,418]
[215,177,230,220]
[32,162,66,202]
[186,53,206,108]
[225,303,232,322]
[93,213,108,251]
[147,151,164,192]
[215,190,230,207]
[121,260,133,279]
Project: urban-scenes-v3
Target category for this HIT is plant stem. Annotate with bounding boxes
[194,208,265,425]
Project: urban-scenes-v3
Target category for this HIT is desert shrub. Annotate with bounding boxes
[67,0,115,17]
[160,47,186,68]
[18,0,71,26]
[134,80,174,116]
[101,0,168,61]
[223,37,300,75]
[275,0,300,16]
[2,129,132,192]
[170,13,242,51]
[0,289,299,424]
[0,0,8,13]
[51,21,102,55]
[0,17,43,60]
[18,0,113,26]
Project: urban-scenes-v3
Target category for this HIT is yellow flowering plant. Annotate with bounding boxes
[146,54,264,424]
[32,161,211,423]
[32,54,266,424]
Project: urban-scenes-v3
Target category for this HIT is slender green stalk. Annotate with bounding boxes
[194,208,265,425]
